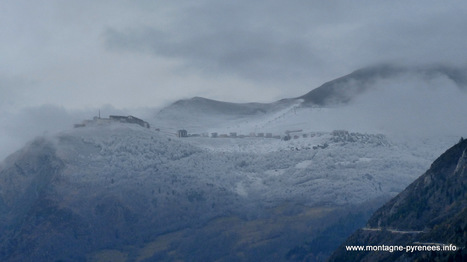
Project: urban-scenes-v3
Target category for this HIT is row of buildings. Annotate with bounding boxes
[177,130,281,139]
[73,115,324,142]
[176,129,316,140]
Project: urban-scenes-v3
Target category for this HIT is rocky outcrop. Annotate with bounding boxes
[329,138,467,261]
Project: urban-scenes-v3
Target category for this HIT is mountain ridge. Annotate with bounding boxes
[154,64,467,136]
[328,138,467,261]
[158,64,467,115]
[1,63,466,261]
[0,123,445,261]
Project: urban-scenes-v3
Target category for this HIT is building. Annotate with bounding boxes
[74,114,150,128]
[109,115,150,128]
[331,130,349,136]
[177,129,188,137]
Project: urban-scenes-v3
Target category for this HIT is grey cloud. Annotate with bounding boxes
[359,6,467,67]
[0,105,78,162]
[0,76,35,110]
[345,72,467,137]
[5,0,467,161]
[0,104,135,162]
[103,0,358,83]
[104,26,321,82]
[103,0,467,86]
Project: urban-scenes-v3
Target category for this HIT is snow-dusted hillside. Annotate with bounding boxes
[0,121,457,261]
[154,96,297,133]
[4,123,444,209]
[154,64,467,136]
[1,64,466,261]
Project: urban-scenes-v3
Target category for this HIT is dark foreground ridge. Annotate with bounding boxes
[329,138,467,261]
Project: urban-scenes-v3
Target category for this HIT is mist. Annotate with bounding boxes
[0,105,158,162]
[2,1,467,110]
[332,71,467,138]
[2,1,467,161]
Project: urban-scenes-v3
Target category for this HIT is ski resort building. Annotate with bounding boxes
[74,115,150,128]
[177,130,188,137]
[109,115,150,128]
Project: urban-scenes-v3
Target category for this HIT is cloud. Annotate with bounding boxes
[104,24,321,83]
[1,0,467,159]
[0,104,147,162]
[3,0,467,110]
[341,71,467,137]
[103,0,467,88]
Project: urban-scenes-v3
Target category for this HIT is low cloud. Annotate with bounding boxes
[342,72,467,137]
[103,26,321,83]
[2,1,467,160]
[3,1,467,109]
[103,0,467,88]
[0,105,154,161]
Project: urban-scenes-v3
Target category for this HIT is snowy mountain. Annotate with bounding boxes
[298,64,467,106]
[0,64,466,261]
[154,64,467,136]
[0,122,457,261]
[154,96,297,134]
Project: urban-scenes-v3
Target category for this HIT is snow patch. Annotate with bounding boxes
[295,160,313,169]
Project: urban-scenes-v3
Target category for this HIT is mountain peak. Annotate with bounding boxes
[299,64,467,106]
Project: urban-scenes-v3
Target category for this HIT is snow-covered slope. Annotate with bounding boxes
[2,123,443,210]
[298,64,467,106]
[154,64,467,138]
[0,122,456,261]
[154,96,297,133]
[1,64,466,261]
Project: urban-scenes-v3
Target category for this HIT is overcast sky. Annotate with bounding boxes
[1,1,467,159]
[2,0,467,111]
